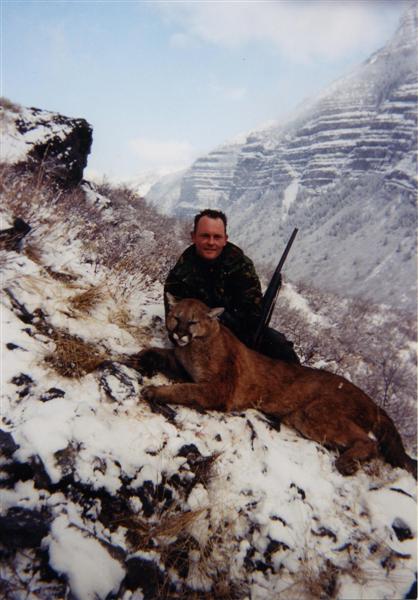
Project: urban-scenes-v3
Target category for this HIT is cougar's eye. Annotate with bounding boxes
[167,315,178,330]
[188,320,198,326]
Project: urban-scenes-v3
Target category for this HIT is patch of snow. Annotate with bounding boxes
[48,514,125,600]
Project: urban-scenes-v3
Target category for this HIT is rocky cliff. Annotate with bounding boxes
[0,99,92,186]
[146,5,417,313]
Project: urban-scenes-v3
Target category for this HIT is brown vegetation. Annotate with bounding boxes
[44,328,109,378]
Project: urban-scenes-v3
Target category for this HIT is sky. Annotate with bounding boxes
[1,0,410,183]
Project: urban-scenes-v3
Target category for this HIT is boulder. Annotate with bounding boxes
[0,99,92,186]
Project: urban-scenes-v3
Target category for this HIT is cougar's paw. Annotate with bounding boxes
[95,360,114,371]
[335,455,359,476]
[124,349,162,377]
[141,385,158,400]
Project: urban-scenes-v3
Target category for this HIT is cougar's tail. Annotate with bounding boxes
[373,409,417,480]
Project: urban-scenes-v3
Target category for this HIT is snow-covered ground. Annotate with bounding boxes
[1,189,416,599]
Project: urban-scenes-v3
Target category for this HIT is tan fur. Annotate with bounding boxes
[138,298,416,478]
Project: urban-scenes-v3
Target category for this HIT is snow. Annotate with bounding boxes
[1,213,416,600]
[0,105,71,165]
[281,179,299,222]
[48,514,125,600]
[1,172,416,598]
[280,282,330,326]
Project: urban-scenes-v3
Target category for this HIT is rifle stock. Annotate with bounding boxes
[252,227,298,350]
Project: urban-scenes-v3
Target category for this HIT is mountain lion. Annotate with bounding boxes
[127,295,416,479]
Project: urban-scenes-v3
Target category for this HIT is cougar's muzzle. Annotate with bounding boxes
[170,331,191,347]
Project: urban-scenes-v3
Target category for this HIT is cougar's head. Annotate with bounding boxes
[165,294,224,347]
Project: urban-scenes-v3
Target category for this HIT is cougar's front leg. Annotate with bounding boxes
[124,347,187,380]
[142,383,224,410]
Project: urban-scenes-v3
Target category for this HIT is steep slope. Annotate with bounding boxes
[1,83,417,600]
[146,5,417,312]
[1,166,417,600]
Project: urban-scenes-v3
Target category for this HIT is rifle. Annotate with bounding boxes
[252,227,298,351]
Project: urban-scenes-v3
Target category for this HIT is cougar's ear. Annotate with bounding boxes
[166,292,178,309]
[207,307,224,320]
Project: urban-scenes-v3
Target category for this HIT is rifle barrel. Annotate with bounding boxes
[252,227,298,350]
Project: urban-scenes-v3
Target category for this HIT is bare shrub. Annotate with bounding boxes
[1,164,187,293]
[0,97,22,112]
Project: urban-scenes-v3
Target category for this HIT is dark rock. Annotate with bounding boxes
[244,546,256,571]
[405,577,417,599]
[11,373,33,387]
[1,461,35,487]
[392,518,413,541]
[136,480,174,518]
[0,507,50,549]
[164,539,190,578]
[390,487,414,499]
[177,444,201,459]
[124,556,165,599]
[11,372,34,398]
[4,288,36,325]
[270,515,287,526]
[311,526,338,543]
[6,342,25,351]
[176,445,219,493]
[246,419,257,449]
[40,388,65,402]
[98,362,140,403]
[0,217,31,252]
[146,398,177,423]
[13,106,93,187]
[290,483,306,500]
[0,430,19,457]
[265,539,290,558]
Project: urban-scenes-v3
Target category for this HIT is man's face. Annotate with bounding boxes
[191,216,228,261]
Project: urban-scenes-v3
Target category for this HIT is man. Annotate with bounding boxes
[164,209,299,364]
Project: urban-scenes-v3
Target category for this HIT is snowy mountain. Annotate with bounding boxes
[131,168,187,204]
[1,97,417,598]
[146,5,417,313]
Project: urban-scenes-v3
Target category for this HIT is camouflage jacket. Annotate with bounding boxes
[164,242,263,343]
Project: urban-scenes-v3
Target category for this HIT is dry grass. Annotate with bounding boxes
[108,306,133,331]
[43,266,79,283]
[120,507,206,549]
[22,241,44,265]
[0,96,22,112]
[118,505,247,599]
[44,328,110,378]
[68,284,104,315]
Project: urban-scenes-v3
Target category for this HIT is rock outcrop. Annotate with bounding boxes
[0,99,92,186]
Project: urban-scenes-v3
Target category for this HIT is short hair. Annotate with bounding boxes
[193,209,227,232]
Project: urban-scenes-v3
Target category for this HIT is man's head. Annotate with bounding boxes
[192,209,228,261]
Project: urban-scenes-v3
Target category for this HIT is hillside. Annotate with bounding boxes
[0,158,417,598]
[146,5,417,313]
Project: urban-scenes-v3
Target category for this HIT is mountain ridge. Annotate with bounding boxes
[146,4,417,313]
